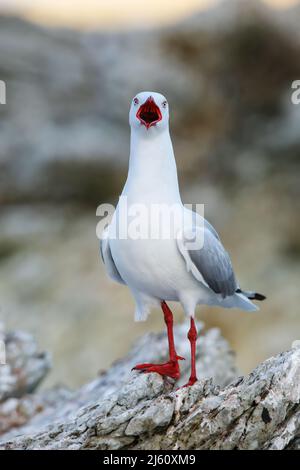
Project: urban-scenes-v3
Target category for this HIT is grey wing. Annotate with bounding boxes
[177,225,237,298]
[100,226,126,285]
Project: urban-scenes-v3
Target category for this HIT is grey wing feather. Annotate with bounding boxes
[179,225,237,298]
[100,227,126,285]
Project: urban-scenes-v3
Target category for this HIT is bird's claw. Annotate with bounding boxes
[176,355,185,361]
[132,359,182,380]
[178,377,198,389]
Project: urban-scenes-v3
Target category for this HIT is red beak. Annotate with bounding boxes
[136,96,162,129]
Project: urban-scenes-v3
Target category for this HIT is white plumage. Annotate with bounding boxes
[101,91,260,321]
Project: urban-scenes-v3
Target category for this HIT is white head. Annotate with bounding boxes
[129,91,169,134]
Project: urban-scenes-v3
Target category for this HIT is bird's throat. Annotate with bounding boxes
[125,129,181,203]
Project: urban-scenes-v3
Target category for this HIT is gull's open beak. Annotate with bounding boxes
[136,96,162,129]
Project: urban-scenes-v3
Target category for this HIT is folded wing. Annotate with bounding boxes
[177,224,237,298]
[100,226,126,285]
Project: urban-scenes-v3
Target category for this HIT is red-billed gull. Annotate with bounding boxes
[100,91,265,387]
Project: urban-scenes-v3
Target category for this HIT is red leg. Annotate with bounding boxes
[161,301,185,362]
[183,317,198,387]
[133,301,184,380]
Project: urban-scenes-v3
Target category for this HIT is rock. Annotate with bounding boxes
[0,324,51,435]
[0,323,51,402]
[0,322,299,450]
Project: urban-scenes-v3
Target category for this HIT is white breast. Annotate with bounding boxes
[109,204,204,302]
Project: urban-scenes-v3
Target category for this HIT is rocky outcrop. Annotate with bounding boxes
[0,322,299,450]
[0,324,50,402]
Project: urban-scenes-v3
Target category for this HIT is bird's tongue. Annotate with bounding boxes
[136,98,162,129]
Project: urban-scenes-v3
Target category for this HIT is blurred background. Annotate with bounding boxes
[0,0,299,388]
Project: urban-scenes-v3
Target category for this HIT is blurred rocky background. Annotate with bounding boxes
[0,0,299,388]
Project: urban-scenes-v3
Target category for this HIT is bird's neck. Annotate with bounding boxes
[123,128,181,203]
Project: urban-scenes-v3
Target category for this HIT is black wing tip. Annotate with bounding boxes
[253,292,266,301]
[236,288,266,301]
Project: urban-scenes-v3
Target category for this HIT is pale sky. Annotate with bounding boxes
[0,0,298,29]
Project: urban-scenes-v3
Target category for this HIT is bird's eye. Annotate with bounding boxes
[162,100,168,108]
[133,97,139,105]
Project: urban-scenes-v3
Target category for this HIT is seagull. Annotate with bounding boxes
[100,91,265,387]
